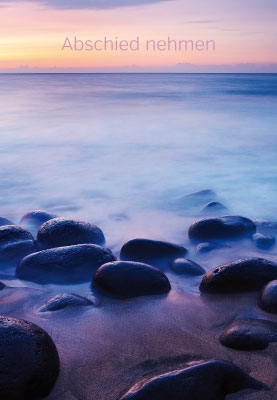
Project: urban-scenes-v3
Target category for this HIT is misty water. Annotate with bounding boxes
[0,73,277,250]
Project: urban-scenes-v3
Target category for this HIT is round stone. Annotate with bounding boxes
[0,217,15,226]
[37,218,105,249]
[0,315,60,400]
[39,293,94,312]
[16,244,116,284]
[188,215,256,241]
[259,280,277,314]
[170,258,205,275]
[200,201,228,215]
[253,233,275,250]
[93,261,171,299]
[19,210,58,237]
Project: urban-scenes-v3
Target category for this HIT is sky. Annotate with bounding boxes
[0,0,276,72]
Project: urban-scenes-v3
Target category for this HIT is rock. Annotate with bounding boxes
[19,210,58,237]
[189,216,256,241]
[120,238,187,267]
[253,233,275,250]
[16,244,116,284]
[37,218,105,250]
[259,280,277,314]
[0,281,5,290]
[196,242,217,254]
[93,261,171,299]
[0,217,15,226]
[172,189,217,209]
[170,258,205,275]
[219,318,277,350]
[200,202,228,215]
[39,293,94,312]
[200,258,277,293]
[120,359,265,400]
[0,225,37,266]
[253,219,277,236]
[0,315,59,400]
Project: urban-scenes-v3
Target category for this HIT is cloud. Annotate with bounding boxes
[0,0,172,9]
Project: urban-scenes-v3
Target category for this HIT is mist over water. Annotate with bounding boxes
[0,73,277,245]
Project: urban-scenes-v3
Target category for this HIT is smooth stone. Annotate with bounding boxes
[16,244,116,284]
[196,242,218,254]
[37,218,105,250]
[0,225,37,265]
[19,210,58,237]
[253,233,275,250]
[200,258,277,293]
[170,258,205,275]
[219,318,277,350]
[0,315,59,400]
[0,217,15,226]
[189,215,256,241]
[173,189,217,209]
[93,261,171,299]
[253,219,277,236]
[259,280,277,314]
[200,201,228,215]
[39,293,94,312]
[120,238,187,266]
[120,359,265,400]
[0,281,5,290]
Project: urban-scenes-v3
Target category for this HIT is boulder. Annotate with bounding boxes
[0,225,37,266]
[39,293,94,312]
[252,233,275,250]
[37,218,105,249]
[219,318,277,350]
[16,244,115,284]
[93,261,171,298]
[189,216,256,241]
[120,238,187,267]
[0,315,59,400]
[120,359,265,400]
[259,280,277,314]
[19,210,58,237]
[200,258,277,293]
[170,258,205,275]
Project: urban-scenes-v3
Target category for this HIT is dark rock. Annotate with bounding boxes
[219,318,277,350]
[16,244,116,284]
[37,218,105,250]
[39,293,94,312]
[0,225,37,266]
[120,238,187,267]
[253,219,277,236]
[259,280,277,314]
[200,201,228,215]
[196,242,217,254]
[173,189,217,209]
[189,216,256,241]
[120,359,265,400]
[253,233,275,250]
[0,217,15,226]
[0,281,5,290]
[170,258,205,275]
[19,210,58,237]
[200,258,277,293]
[0,315,59,400]
[93,261,171,299]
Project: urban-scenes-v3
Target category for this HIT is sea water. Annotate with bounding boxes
[0,73,277,248]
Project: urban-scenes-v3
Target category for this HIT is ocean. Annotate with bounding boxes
[0,73,277,248]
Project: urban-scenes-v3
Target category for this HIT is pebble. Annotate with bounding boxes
[37,218,105,249]
[196,242,218,254]
[120,238,187,267]
[200,257,277,293]
[0,217,15,226]
[39,293,94,312]
[120,359,265,400]
[200,201,228,215]
[253,233,275,250]
[188,215,256,241]
[0,315,59,400]
[93,261,171,298]
[259,280,277,314]
[16,244,115,284]
[19,210,58,237]
[170,258,205,275]
[219,318,277,350]
[0,225,37,266]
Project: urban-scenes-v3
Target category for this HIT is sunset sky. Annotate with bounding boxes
[0,0,276,72]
